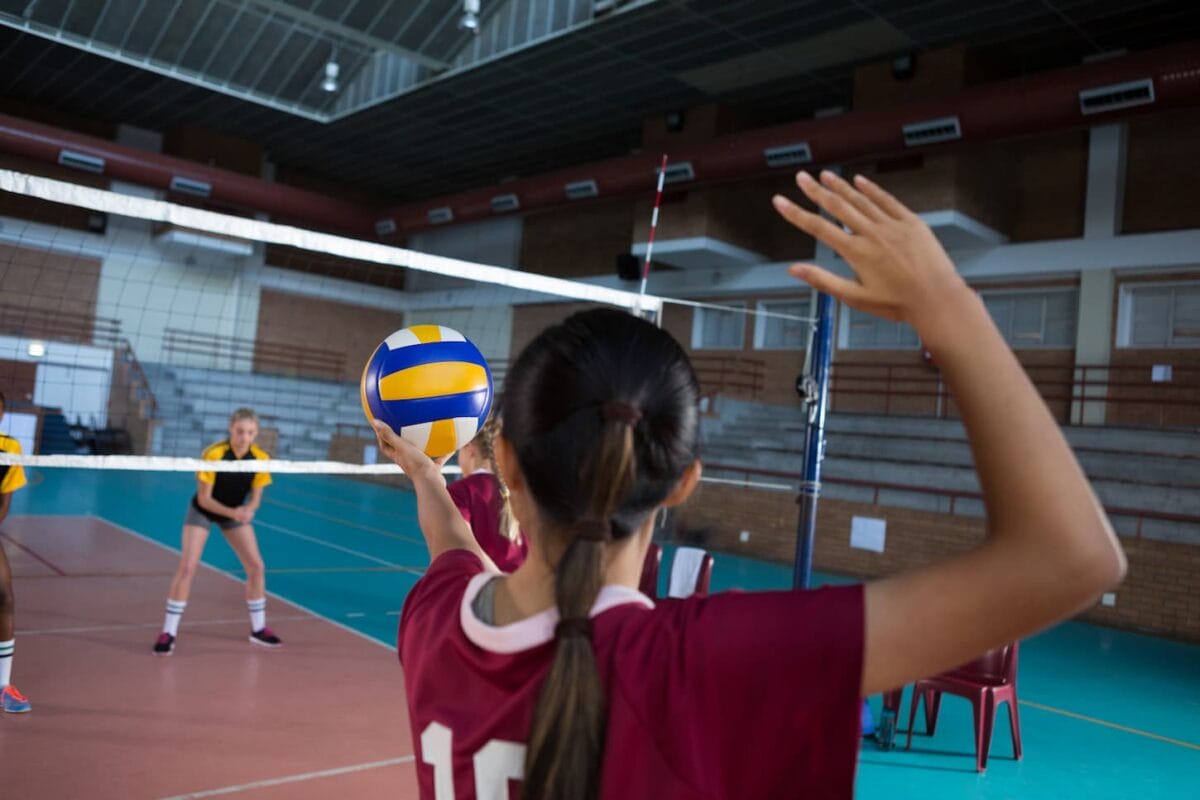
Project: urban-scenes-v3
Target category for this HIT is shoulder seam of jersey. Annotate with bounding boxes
[201,441,229,458]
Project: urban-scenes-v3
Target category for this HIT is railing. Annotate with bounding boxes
[0,302,122,347]
[114,338,158,419]
[830,361,1200,429]
[162,328,346,379]
[703,461,1200,537]
[691,354,766,399]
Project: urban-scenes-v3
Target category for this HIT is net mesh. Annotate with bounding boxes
[0,169,679,473]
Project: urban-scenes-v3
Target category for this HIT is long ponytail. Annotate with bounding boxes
[521,418,637,800]
[501,308,700,800]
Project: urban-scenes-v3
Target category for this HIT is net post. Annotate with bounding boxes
[792,292,835,590]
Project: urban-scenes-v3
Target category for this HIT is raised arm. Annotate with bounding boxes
[773,171,1126,696]
[372,420,497,569]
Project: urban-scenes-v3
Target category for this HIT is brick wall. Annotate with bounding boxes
[676,481,1200,641]
[0,360,37,405]
[633,175,817,262]
[661,293,811,407]
[255,289,405,381]
[1122,108,1200,234]
[1010,130,1088,242]
[0,242,103,342]
[509,301,599,365]
[519,200,636,279]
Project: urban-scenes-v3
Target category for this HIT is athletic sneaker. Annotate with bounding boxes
[1,685,32,713]
[153,632,175,656]
[249,627,282,648]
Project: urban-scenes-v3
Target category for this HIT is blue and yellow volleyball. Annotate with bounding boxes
[361,325,493,458]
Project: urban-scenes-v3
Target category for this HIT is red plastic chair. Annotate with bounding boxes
[904,642,1022,772]
[638,543,662,599]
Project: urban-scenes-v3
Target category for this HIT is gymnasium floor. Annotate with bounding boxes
[1,469,1197,799]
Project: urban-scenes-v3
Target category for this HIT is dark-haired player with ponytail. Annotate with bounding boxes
[375,171,1125,799]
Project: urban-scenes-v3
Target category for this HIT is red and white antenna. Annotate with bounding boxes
[637,153,669,311]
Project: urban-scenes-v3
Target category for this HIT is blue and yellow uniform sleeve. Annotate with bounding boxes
[1,436,28,494]
[250,444,272,489]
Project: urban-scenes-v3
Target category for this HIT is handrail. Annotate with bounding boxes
[115,337,158,418]
[692,354,766,397]
[830,359,1200,428]
[162,327,345,377]
[0,301,122,346]
[703,460,1200,534]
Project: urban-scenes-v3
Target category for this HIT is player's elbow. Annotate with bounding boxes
[1064,521,1127,602]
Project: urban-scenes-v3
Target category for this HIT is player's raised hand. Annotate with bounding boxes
[772,170,968,326]
[372,420,450,481]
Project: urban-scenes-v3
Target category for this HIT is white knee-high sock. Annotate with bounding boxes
[248,598,266,631]
[0,639,14,688]
[163,600,186,636]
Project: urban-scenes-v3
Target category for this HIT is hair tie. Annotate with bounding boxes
[601,400,642,427]
[573,518,612,543]
[555,617,592,639]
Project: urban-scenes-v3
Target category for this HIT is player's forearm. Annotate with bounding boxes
[918,285,1125,599]
[197,495,240,518]
[410,467,494,566]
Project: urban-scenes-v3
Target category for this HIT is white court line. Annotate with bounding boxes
[158,755,416,799]
[346,612,366,618]
[20,614,314,636]
[91,516,395,652]
[253,519,409,569]
[263,497,425,545]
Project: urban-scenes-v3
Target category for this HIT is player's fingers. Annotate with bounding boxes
[772,193,854,252]
[820,170,885,224]
[852,174,910,221]
[795,171,871,235]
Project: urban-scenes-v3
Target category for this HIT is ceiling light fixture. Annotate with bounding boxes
[459,0,481,34]
[322,59,340,93]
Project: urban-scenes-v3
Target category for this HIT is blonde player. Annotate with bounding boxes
[154,408,281,655]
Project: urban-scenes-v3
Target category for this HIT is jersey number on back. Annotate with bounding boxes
[422,721,525,800]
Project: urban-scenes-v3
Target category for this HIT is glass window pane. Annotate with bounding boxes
[1131,289,1171,347]
[758,300,809,349]
[1172,286,1200,345]
[1043,292,1078,347]
[1009,295,1044,345]
[696,304,744,349]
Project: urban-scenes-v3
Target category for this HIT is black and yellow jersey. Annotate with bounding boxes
[1,433,28,495]
[190,440,272,523]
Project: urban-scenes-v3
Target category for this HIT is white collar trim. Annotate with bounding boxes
[459,572,654,654]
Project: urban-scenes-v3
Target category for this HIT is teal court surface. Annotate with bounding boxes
[5,468,1198,799]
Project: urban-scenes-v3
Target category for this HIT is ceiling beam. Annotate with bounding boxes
[244,0,448,70]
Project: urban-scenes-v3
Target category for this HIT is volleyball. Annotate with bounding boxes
[361,325,494,458]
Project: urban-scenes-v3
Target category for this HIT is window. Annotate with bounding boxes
[1119,281,1200,348]
[842,306,920,349]
[691,302,746,350]
[753,298,812,350]
[980,288,1078,348]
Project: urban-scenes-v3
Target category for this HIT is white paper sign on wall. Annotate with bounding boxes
[850,516,887,553]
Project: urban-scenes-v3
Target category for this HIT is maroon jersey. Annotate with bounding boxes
[447,471,527,573]
[398,549,864,800]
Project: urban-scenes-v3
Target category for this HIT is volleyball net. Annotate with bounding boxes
[0,166,824,557]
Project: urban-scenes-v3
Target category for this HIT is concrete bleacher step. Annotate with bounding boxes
[698,399,1200,543]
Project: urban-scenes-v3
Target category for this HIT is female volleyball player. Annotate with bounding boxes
[0,390,32,712]
[153,407,282,655]
[449,417,527,573]
[374,171,1126,799]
